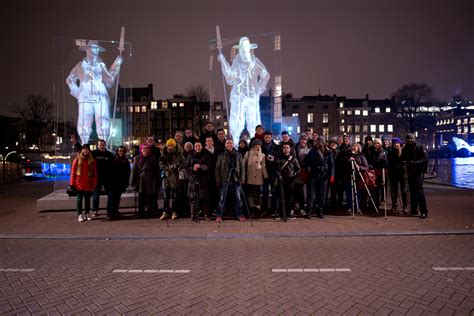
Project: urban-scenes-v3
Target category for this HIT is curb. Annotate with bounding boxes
[1,229,473,241]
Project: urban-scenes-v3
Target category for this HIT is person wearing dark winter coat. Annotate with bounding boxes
[130,144,160,218]
[261,132,279,216]
[238,139,249,158]
[275,143,301,220]
[401,133,429,218]
[186,142,212,220]
[249,124,265,148]
[294,135,310,216]
[304,136,335,218]
[387,138,407,213]
[215,139,245,222]
[345,143,369,214]
[70,144,97,222]
[366,138,388,212]
[106,146,131,220]
[199,121,218,146]
[159,138,186,220]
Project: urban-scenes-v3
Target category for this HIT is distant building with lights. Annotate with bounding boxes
[435,95,474,147]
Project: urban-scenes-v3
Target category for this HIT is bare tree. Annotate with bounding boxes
[11,94,53,148]
[185,83,209,102]
[391,82,435,133]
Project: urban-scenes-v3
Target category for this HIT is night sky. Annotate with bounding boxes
[2,0,473,116]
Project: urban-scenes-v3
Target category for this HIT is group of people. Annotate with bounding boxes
[69,121,429,223]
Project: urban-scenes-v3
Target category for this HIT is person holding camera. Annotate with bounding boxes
[70,144,97,222]
[215,138,245,222]
[159,138,185,220]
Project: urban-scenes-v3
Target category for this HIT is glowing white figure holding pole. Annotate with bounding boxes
[66,40,122,145]
[217,35,270,145]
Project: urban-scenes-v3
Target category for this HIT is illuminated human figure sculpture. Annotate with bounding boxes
[218,37,270,145]
[66,40,123,145]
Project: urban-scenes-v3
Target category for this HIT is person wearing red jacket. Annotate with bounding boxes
[70,144,98,222]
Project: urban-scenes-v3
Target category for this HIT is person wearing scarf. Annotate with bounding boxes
[70,144,97,222]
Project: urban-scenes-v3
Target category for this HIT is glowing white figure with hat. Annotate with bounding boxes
[217,36,270,145]
[66,40,123,145]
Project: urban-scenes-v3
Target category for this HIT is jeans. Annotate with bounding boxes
[307,177,328,215]
[218,181,243,218]
[107,189,123,218]
[262,178,277,213]
[76,191,92,215]
[93,180,107,212]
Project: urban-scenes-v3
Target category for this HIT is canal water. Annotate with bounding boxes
[429,157,474,189]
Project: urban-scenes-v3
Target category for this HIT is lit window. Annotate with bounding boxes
[370,125,376,132]
[224,121,228,127]
[340,126,345,132]
[274,76,282,97]
[363,125,368,132]
[141,106,147,113]
[363,110,368,116]
[375,107,380,113]
[339,102,344,108]
[464,118,468,124]
[179,102,185,107]
[463,126,468,133]
[297,126,300,134]
[172,102,178,108]
[216,115,221,120]
[355,110,361,115]
[274,35,281,51]
[151,101,158,110]
[386,107,391,113]
[388,124,393,132]
[162,101,168,109]
[135,106,140,113]
[456,119,461,125]
[355,125,360,133]
[347,125,352,133]
[340,110,345,115]
[323,127,329,136]
[292,113,299,117]
[323,113,328,123]
[471,125,474,133]
[355,135,361,143]
[128,106,133,113]
[379,125,385,132]
[458,127,462,134]
[347,110,352,116]
[307,113,313,123]
[470,118,474,123]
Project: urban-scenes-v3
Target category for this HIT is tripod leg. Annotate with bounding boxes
[217,181,230,227]
[279,181,287,222]
[357,169,379,214]
[239,184,254,227]
[383,169,387,220]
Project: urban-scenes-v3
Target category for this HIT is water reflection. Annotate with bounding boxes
[431,157,474,189]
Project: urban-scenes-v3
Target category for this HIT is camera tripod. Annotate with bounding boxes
[351,160,379,215]
[217,167,253,227]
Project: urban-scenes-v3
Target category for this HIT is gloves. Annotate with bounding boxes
[330,176,335,185]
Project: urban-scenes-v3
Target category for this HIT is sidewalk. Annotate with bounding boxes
[0,180,473,240]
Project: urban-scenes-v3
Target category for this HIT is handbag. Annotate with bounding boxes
[357,170,377,190]
[299,167,310,182]
[66,185,77,196]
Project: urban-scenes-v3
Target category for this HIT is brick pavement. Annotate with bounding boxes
[0,236,473,314]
